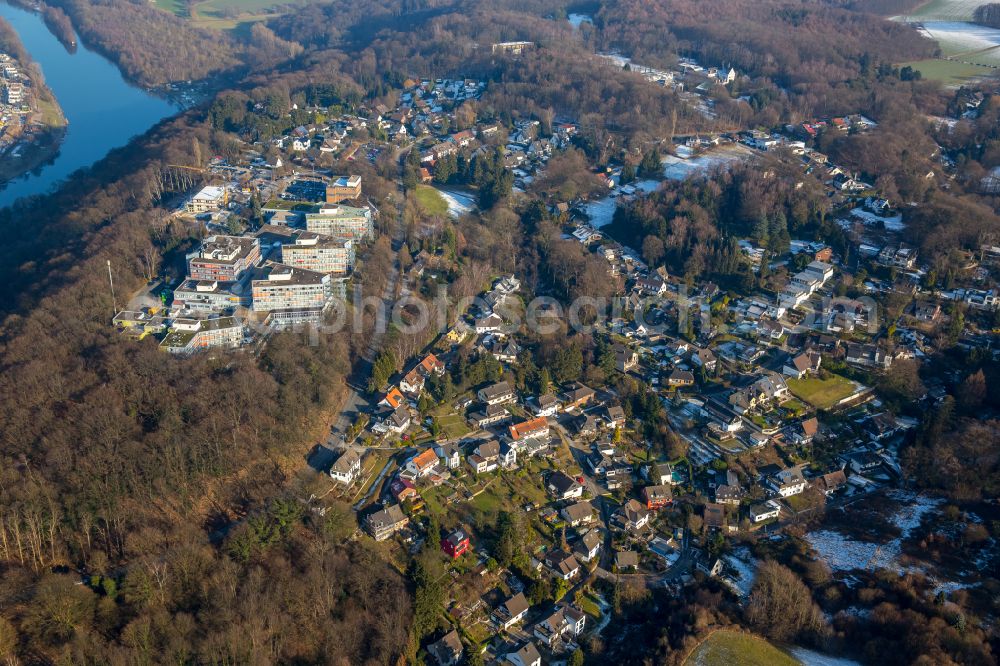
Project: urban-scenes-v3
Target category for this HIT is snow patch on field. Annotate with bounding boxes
[722,547,758,598]
[846,207,905,231]
[806,530,899,572]
[917,22,1000,65]
[806,493,941,573]
[435,187,476,218]
[805,493,972,594]
[583,179,659,227]
[789,647,863,666]
[885,491,943,536]
[662,144,751,180]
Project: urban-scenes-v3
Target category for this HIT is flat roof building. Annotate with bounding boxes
[305,204,374,241]
[251,262,334,326]
[159,316,244,354]
[171,279,249,313]
[280,231,354,275]
[187,235,261,282]
[186,185,229,214]
[325,174,362,203]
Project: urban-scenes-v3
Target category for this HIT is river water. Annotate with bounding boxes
[0,2,178,207]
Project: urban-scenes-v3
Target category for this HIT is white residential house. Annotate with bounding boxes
[749,500,781,523]
[475,313,504,334]
[329,449,362,485]
[770,467,807,497]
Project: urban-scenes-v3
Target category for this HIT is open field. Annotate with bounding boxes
[414,185,449,217]
[787,374,859,410]
[151,0,297,30]
[902,0,981,21]
[902,57,996,84]
[684,630,799,666]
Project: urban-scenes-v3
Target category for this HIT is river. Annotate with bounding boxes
[0,2,178,207]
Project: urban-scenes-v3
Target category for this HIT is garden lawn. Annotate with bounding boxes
[787,374,859,410]
[436,413,470,439]
[413,185,449,216]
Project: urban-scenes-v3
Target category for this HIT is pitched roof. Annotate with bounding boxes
[419,353,444,374]
[615,550,639,568]
[703,502,725,528]
[383,387,405,408]
[510,416,549,440]
[502,592,529,617]
[410,448,439,472]
[561,501,593,522]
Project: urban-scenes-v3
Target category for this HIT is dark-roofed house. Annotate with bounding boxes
[691,347,717,372]
[615,550,639,570]
[561,383,596,410]
[605,404,626,428]
[427,629,463,666]
[544,550,581,580]
[614,345,639,372]
[505,641,541,666]
[816,469,847,496]
[560,501,595,527]
[470,402,511,428]
[667,369,695,387]
[532,605,586,648]
[613,499,650,532]
[494,592,530,630]
[478,381,516,405]
[643,484,673,510]
[329,448,362,485]
[703,502,726,531]
[547,471,584,500]
[769,466,807,497]
[574,529,602,562]
[365,504,408,541]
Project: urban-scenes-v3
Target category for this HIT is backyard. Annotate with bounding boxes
[787,374,861,410]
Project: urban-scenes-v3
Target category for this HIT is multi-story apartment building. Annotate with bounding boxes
[4,82,24,105]
[325,175,362,203]
[251,262,333,326]
[305,204,374,240]
[171,279,249,313]
[279,232,354,275]
[159,317,244,354]
[187,235,261,282]
[186,185,228,214]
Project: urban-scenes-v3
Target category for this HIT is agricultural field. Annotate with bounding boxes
[892,0,1000,75]
[786,374,861,410]
[684,630,800,666]
[151,0,307,30]
[903,57,997,84]
[901,0,981,21]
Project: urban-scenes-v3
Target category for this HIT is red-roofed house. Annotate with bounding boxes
[509,417,550,441]
[405,448,440,478]
[419,353,446,376]
[380,387,406,409]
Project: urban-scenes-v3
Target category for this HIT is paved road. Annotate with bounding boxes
[307,193,406,474]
